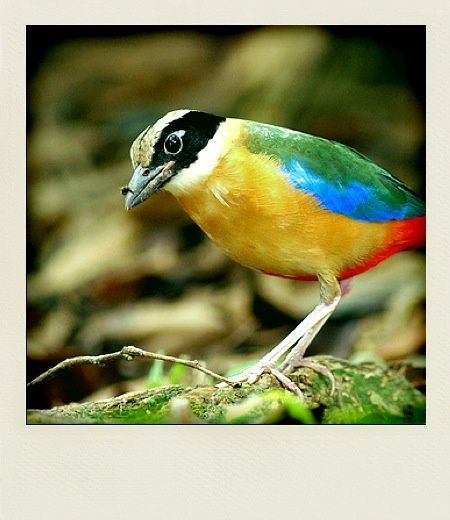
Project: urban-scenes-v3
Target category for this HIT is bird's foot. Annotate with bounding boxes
[269,368,304,398]
[217,362,274,386]
[280,358,335,396]
[217,362,304,398]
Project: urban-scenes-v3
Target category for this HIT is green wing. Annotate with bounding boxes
[243,120,425,222]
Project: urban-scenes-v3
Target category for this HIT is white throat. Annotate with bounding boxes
[164,119,241,196]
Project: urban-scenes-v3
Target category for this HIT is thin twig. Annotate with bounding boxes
[27,346,239,388]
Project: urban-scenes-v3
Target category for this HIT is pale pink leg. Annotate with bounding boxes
[218,275,345,394]
[279,278,353,394]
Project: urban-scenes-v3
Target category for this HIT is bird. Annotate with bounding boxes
[122,109,425,395]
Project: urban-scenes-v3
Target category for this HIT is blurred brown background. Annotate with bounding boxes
[27,25,425,409]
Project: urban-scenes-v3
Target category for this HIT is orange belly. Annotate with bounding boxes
[175,146,406,280]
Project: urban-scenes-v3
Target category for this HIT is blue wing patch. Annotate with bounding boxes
[282,158,419,222]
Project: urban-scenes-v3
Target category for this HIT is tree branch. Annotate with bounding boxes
[27,345,239,388]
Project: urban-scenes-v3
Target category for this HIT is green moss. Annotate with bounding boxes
[28,385,188,424]
[27,356,425,425]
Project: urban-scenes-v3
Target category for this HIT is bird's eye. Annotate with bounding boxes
[164,131,184,155]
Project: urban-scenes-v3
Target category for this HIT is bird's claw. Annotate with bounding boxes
[217,363,304,398]
[281,358,335,396]
[217,363,273,388]
[270,368,304,398]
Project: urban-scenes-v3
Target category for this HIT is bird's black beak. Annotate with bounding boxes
[122,161,175,210]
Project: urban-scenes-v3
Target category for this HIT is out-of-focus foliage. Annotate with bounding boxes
[27,26,425,410]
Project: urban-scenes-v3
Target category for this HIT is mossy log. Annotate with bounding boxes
[27,356,425,425]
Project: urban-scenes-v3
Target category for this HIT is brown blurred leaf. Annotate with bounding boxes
[79,280,252,355]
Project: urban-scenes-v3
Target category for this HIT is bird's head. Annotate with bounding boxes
[122,109,232,209]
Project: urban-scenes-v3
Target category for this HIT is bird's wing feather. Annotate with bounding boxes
[244,121,425,222]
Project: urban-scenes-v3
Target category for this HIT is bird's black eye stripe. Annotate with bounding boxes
[164,131,184,155]
[149,111,226,174]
